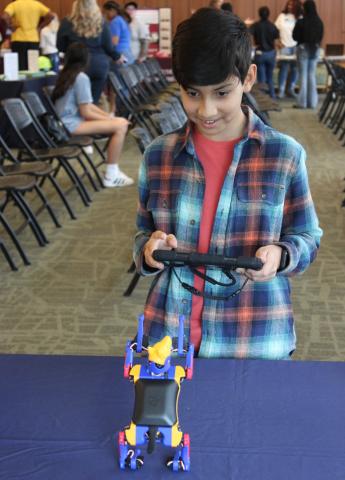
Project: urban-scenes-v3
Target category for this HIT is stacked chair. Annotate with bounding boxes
[318,59,345,206]
[0,91,109,271]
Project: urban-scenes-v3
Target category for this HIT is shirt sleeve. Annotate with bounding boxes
[133,151,160,276]
[37,1,50,16]
[4,3,14,16]
[276,146,322,276]
[138,20,148,40]
[74,73,93,105]
[110,17,121,38]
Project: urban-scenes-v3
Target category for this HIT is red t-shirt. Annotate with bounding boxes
[190,128,240,351]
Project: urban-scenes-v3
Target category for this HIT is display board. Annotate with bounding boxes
[136,8,172,56]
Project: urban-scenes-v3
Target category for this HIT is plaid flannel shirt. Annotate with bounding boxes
[134,107,322,359]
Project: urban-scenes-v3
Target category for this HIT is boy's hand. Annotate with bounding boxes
[144,231,177,270]
[239,245,283,282]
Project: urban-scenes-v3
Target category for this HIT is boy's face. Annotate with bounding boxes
[180,64,256,141]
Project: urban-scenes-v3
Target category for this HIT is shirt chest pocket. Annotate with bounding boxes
[236,183,285,206]
[147,194,177,232]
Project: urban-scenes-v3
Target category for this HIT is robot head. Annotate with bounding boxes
[147,336,172,375]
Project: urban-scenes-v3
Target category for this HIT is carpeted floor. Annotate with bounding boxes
[1,101,344,360]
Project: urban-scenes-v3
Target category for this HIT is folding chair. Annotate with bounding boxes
[21,91,105,189]
[0,175,49,264]
[0,133,76,221]
[1,98,93,208]
[129,127,154,154]
[108,71,159,137]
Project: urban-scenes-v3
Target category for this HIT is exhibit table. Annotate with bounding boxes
[0,73,56,101]
[0,354,344,479]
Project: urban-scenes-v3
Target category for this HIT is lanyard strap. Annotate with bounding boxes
[172,266,249,301]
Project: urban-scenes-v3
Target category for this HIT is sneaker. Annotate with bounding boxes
[103,171,134,188]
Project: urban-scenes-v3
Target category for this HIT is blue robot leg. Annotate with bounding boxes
[166,433,191,472]
[118,431,144,470]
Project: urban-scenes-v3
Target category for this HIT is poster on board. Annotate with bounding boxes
[136,9,160,56]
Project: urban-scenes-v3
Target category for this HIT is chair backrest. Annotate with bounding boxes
[21,92,48,117]
[150,113,175,135]
[118,66,138,89]
[1,98,34,131]
[130,127,154,153]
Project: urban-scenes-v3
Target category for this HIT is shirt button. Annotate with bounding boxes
[190,219,196,225]
[261,193,267,199]
[182,299,188,304]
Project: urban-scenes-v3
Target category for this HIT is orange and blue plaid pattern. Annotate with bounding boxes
[134,107,322,359]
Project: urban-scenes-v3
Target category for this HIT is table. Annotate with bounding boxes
[0,74,56,101]
[0,354,344,480]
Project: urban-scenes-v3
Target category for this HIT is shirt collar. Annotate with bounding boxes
[173,105,266,159]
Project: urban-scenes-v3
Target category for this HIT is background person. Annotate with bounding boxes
[251,6,279,98]
[124,2,149,63]
[52,42,133,188]
[1,0,54,70]
[57,0,122,105]
[275,0,303,99]
[293,0,324,109]
[103,1,134,65]
[40,13,60,73]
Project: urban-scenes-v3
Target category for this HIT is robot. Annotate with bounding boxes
[118,314,194,472]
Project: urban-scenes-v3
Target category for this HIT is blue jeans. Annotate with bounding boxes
[278,46,298,96]
[254,49,277,98]
[296,44,320,108]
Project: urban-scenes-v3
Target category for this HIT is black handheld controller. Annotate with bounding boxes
[153,249,288,272]
[153,250,263,270]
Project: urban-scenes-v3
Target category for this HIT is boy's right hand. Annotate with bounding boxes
[143,231,178,270]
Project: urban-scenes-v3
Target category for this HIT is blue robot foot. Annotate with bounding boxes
[165,434,190,472]
[118,431,144,470]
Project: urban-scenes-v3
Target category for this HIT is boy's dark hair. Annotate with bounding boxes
[172,8,251,88]
[52,43,88,103]
[125,1,138,8]
[259,6,270,20]
[221,2,233,12]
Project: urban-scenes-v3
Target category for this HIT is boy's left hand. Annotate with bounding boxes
[239,245,283,282]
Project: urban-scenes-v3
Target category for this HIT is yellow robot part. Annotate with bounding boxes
[148,336,172,365]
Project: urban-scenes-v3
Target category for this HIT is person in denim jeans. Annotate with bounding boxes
[275,0,303,98]
[251,7,279,98]
[293,0,324,108]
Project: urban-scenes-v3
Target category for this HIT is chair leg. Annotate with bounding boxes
[127,261,136,273]
[34,184,62,228]
[0,211,31,265]
[58,158,91,207]
[47,173,77,220]
[123,272,141,297]
[0,237,18,271]
[76,154,99,192]
[93,140,107,161]
[10,191,48,247]
[82,150,104,189]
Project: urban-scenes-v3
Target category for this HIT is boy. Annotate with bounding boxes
[133,8,322,359]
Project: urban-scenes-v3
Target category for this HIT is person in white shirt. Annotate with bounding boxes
[275,0,302,98]
[40,13,60,72]
[124,1,148,62]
